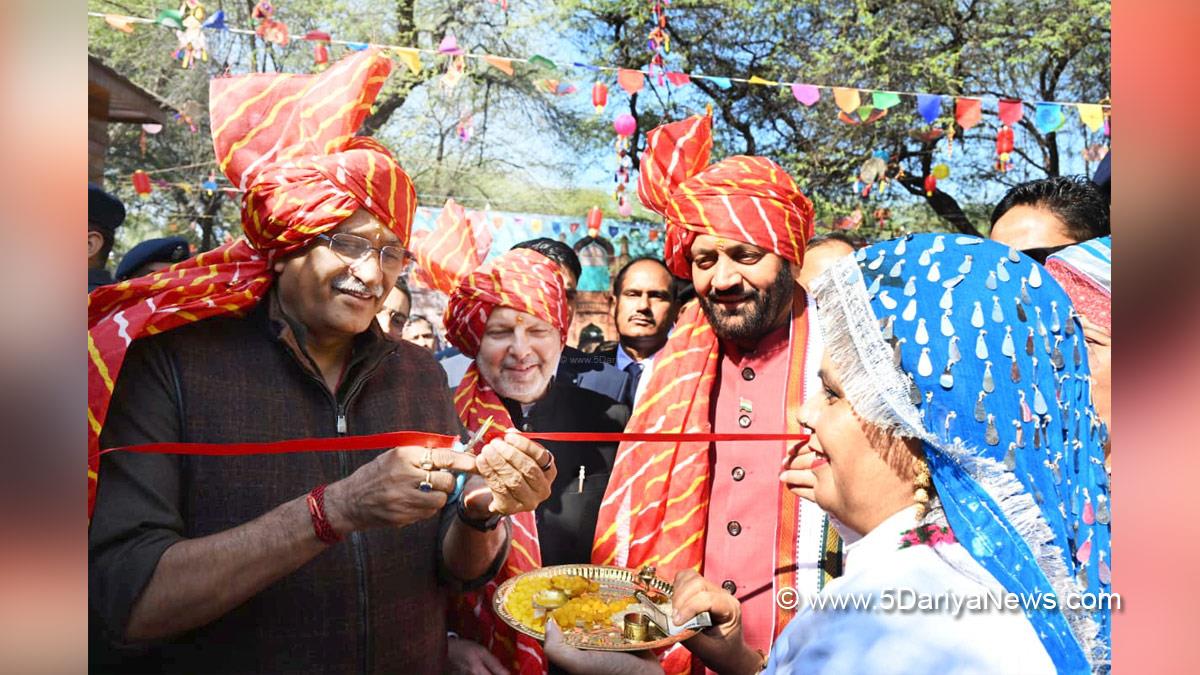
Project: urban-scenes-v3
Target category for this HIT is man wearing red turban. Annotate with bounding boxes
[587,113,838,674]
[411,245,624,675]
[88,51,547,672]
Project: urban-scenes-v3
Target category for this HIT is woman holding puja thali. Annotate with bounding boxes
[544,234,1111,674]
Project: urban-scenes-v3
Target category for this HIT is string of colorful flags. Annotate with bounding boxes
[88,9,1111,136]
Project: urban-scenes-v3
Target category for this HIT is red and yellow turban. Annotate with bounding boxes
[637,112,815,279]
[443,248,568,675]
[87,49,415,518]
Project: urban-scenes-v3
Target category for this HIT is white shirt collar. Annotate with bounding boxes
[842,505,921,574]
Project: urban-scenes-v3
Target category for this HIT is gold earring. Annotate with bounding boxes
[913,462,932,519]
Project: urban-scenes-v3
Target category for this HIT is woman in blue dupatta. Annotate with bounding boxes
[545,234,1111,674]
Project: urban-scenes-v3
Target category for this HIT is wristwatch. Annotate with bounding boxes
[456,494,503,531]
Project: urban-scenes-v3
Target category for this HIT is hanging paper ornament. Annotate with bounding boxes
[608,225,620,238]
[613,114,637,137]
[252,1,289,46]
[530,219,543,234]
[646,1,671,85]
[932,163,950,180]
[305,30,331,67]
[484,55,514,76]
[172,3,209,68]
[855,155,888,198]
[132,170,153,198]
[617,196,633,217]
[569,222,580,233]
[592,82,609,114]
[923,174,937,197]
[528,55,558,71]
[552,221,563,235]
[995,125,1015,172]
[1077,104,1105,132]
[456,114,474,143]
[872,91,901,110]
[441,55,467,89]
[394,48,422,74]
[586,206,604,233]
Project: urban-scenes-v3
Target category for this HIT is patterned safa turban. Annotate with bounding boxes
[87,49,415,518]
[637,112,815,279]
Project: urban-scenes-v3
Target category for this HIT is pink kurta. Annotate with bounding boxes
[704,323,792,655]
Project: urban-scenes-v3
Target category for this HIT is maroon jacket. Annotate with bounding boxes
[89,291,501,673]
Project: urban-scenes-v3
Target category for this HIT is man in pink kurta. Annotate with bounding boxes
[593,113,840,673]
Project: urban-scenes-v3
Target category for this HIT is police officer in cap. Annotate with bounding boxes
[88,184,126,292]
[115,236,193,282]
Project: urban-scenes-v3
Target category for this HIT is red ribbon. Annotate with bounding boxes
[98,431,810,457]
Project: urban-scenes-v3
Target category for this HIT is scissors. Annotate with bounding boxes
[448,417,494,502]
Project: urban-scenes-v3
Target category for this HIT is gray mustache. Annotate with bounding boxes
[333,275,383,299]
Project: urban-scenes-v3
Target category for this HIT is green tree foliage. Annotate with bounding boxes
[558,0,1110,236]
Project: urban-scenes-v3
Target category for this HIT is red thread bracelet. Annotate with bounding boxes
[306,484,342,544]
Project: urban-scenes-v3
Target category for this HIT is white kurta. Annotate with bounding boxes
[765,506,1054,674]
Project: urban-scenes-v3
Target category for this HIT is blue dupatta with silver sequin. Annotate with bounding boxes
[810,233,1111,672]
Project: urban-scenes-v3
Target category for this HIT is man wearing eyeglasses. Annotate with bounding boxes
[988,176,1110,262]
[88,51,552,673]
[375,277,412,341]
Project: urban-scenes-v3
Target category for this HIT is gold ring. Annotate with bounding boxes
[420,448,434,471]
[418,470,434,492]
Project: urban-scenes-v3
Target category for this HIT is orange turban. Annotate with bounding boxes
[637,113,815,279]
[443,248,568,675]
[87,49,415,518]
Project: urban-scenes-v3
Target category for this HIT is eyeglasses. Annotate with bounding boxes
[317,233,412,277]
[1020,243,1073,265]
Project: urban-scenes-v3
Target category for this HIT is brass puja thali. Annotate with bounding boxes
[493,564,712,652]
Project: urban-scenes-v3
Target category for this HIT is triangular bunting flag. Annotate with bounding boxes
[104,14,135,33]
[955,97,982,129]
[665,71,691,86]
[1035,103,1066,134]
[484,55,514,76]
[791,83,820,106]
[394,48,422,74]
[748,75,777,86]
[1077,104,1104,132]
[833,87,861,114]
[528,55,558,71]
[872,91,901,109]
[916,94,942,124]
[998,99,1024,126]
[708,76,733,89]
[617,68,645,94]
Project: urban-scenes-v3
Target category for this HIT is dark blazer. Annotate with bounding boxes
[558,345,629,403]
[502,382,630,566]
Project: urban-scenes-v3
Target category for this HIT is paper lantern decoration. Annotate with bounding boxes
[995,126,1015,172]
[856,156,888,198]
[305,30,331,66]
[931,163,950,180]
[592,82,608,114]
[617,196,633,217]
[202,9,227,30]
[923,174,937,197]
[586,206,603,233]
[132,170,152,198]
[613,114,637,138]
